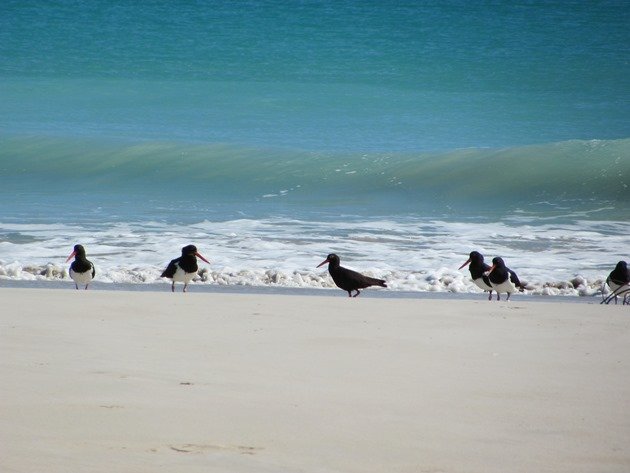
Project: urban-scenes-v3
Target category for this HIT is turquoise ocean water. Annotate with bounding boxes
[1,1,629,296]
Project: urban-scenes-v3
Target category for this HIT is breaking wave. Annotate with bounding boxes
[1,135,628,217]
[1,217,628,298]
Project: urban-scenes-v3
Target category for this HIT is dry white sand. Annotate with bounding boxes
[1,287,629,473]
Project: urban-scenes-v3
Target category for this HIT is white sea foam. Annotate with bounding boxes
[0,217,627,297]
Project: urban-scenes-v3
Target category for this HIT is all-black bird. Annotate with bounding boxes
[605,261,629,304]
[161,245,210,292]
[317,253,387,297]
[486,257,525,301]
[65,244,95,290]
[458,250,493,300]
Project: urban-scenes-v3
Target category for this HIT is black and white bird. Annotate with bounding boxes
[604,261,630,305]
[486,257,525,301]
[161,245,210,292]
[459,250,493,300]
[317,253,387,297]
[66,244,95,290]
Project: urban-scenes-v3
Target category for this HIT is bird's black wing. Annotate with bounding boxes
[90,261,95,278]
[608,273,630,287]
[363,275,387,288]
[509,269,524,290]
[161,258,180,278]
[470,262,492,283]
[338,266,386,289]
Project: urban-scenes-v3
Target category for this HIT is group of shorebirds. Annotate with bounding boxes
[65,243,208,293]
[66,244,630,304]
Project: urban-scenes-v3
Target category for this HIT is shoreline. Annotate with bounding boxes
[0,278,603,304]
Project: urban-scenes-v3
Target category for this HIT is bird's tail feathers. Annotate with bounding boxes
[368,277,387,288]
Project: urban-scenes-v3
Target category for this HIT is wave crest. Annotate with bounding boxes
[1,136,628,215]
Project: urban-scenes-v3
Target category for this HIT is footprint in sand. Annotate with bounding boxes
[169,444,262,455]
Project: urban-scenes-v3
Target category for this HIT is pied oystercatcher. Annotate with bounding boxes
[459,250,494,300]
[486,256,525,301]
[604,261,630,304]
[161,245,210,292]
[66,244,95,290]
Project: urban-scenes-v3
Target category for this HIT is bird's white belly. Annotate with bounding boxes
[608,281,629,295]
[491,280,516,294]
[473,277,492,291]
[172,266,196,284]
[70,268,93,285]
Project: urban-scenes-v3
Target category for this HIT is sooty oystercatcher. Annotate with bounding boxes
[486,257,525,301]
[459,250,494,300]
[161,245,210,292]
[317,253,387,297]
[604,261,630,305]
[66,244,95,290]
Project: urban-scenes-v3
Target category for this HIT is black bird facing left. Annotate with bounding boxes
[317,253,387,297]
[459,250,493,300]
[161,244,210,292]
[66,244,95,290]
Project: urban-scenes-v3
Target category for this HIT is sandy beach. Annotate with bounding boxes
[1,287,628,473]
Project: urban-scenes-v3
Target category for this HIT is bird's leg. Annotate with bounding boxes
[347,291,352,297]
[496,293,501,301]
[75,283,79,290]
[84,284,89,290]
[352,290,360,297]
[171,282,175,293]
[506,292,511,301]
[487,291,492,301]
[183,283,188,293]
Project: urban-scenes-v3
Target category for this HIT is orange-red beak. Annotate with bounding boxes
[316,257,330,268]
[487,264,496,275]
[65,250,77,263]
[458,258,471,270]
[196,252,210,264]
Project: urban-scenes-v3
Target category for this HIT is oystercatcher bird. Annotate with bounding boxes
[459,251,493,300]
[317,253,387,297]
[66,244,95,290]
[161,245,210,292]
[486,257,525,301]
[603,261,630,305]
